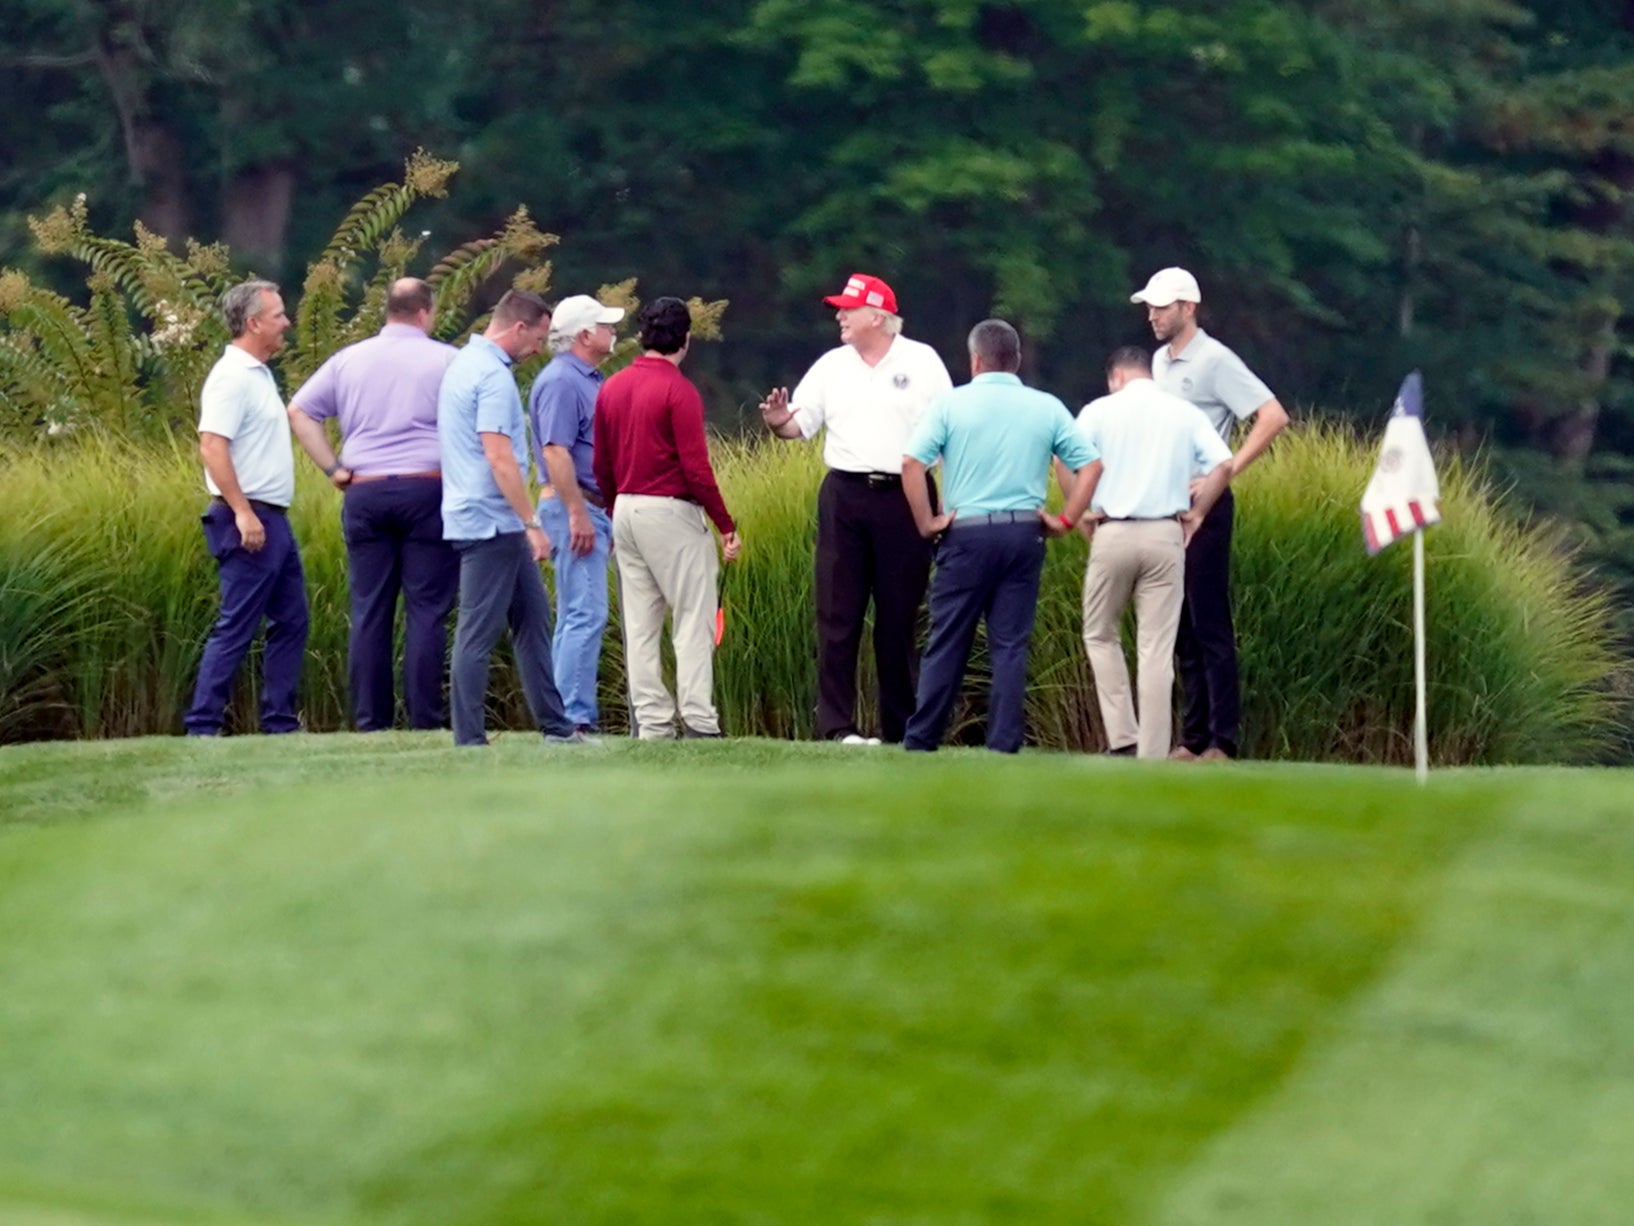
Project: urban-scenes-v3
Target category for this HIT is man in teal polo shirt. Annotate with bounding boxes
[900,319,1098,753]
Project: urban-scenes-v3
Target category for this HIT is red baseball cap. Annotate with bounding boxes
[823,272,898,314]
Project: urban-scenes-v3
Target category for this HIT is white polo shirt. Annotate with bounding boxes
[789,336,953,473]
[1076,378,1232,520]
[1153,328,1274,443]
[198,343,295,507]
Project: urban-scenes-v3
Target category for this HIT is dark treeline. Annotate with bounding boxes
[5,1,1634,467]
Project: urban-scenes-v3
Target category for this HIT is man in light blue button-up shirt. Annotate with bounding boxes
[438,290,578,747]
[1072,346,1233,760]
[899,319,1098,754]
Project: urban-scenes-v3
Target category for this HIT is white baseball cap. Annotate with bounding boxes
[550,294,625,339]
[1130,267,1202,307]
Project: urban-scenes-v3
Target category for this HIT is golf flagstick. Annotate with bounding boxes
[1413,531,1428,785]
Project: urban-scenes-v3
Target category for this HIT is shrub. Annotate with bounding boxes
[1,424,1624,763]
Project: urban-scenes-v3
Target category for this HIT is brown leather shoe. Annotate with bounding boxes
[1199,746,1233,763]
[1168,746,1199,762]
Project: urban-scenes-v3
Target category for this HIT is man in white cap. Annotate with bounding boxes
[1130,266,1289,762]
[528,293,626,734]
[758,272,953,745]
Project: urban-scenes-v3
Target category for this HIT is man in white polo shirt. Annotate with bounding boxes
[184,279,308,736]
[758,272,953,744]
[1071,346,1233,759]
[1132,267,1288,762]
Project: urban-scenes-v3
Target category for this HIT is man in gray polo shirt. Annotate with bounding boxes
[1132,267,1288,762]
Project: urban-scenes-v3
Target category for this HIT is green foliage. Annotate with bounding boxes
[0,427,1622,762]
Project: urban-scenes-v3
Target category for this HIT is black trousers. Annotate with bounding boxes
[341,477,458,731]
[814,469,934,742]
[1176,487,1240,755]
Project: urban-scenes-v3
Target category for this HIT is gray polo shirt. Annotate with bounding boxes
[1153,328,1273,443]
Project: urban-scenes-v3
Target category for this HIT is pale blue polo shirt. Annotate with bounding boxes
[905,372,1096,516]
[1075,378,1233,519]
[438,334,529,541]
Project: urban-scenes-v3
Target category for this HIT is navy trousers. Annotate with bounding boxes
[1175,488,1240,756]
[341,478,458,730]
[448,532,573,746]
[185,501,309,736]
[814,470,934,742]
[903,520,1046,754]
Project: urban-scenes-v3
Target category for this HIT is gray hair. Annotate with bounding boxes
[546,329,578,355]
[875,308,904,336]
[221,280,279,337]
[968,318,1021,373]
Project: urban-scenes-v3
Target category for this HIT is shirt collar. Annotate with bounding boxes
[971,372,1022,386]
[380,322,430,339]
[469,333,512,366]
[221,342,269,372]
[1166,327,1209,364]
[553,351,605,382]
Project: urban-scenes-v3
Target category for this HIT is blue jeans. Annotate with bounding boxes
[538,495,612,729]
[448,532,573,746]
[185,501,309,735]
[903,521,1046,754]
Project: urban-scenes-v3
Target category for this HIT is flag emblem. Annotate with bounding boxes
[1361,372,1440,555]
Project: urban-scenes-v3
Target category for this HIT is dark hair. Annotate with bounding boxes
[1106,345,1153,376]
[967,318,1021,373]
[492,289,551,329]
[638,297,692,355]
[221,280,279,337]
[386,277,434,319]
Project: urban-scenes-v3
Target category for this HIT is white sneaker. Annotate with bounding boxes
[866,737,882,745]
[839,733,870,746]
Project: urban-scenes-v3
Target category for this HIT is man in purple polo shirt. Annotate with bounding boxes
[288,277,459,730]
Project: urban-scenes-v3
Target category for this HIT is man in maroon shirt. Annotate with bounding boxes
[594,297,741,739]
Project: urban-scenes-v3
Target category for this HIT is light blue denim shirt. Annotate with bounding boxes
[905,372,1096,516]
[439,334,529,541]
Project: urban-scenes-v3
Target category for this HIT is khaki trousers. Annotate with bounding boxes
[1082,519,1185,759]
[612,495,720,739]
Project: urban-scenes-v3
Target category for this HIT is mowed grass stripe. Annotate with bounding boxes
[0,739,1624,1224]
[1154,775,1634,1226]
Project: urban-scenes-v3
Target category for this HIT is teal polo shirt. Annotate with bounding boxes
[905,372,1097,516]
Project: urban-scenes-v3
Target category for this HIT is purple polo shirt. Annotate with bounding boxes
[290,322,458,476]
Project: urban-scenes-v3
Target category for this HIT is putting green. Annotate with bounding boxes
[0,737,1628,1224]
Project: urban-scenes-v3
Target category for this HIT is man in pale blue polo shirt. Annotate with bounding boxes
[528,293,625,734]
[900,319,1098,753]
[439,289,581,747]
[288,277,459,731]
[1073,346,1234,759]
[185,279,308,736]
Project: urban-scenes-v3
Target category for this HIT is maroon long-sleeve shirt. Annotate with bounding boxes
[592,355,735,533]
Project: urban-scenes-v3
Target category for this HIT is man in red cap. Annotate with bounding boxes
[759,273,953,744]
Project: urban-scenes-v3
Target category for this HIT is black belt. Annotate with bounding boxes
[830,469,901,488]
[211,497,287,516]
[947,509,1039,531]
[1103,514,1181,523]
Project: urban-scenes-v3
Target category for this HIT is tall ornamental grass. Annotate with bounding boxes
[1,424,1625,762]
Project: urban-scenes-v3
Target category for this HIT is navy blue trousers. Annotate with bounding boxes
[185,502,309,735]
[1176,488,1240,756]
[903,521,1046,754]
[342,478,458,730]
[448,532,573,747]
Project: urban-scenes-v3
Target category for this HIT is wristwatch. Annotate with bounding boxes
[525,515,543,530]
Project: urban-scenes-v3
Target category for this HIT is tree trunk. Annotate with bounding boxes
[222,163,297,272]
[91,15,191,242]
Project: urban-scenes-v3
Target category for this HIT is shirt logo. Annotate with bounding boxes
[1181,377,1193,393]
[892,373,910,390]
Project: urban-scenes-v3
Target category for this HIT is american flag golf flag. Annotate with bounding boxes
[1361,372,1441,555]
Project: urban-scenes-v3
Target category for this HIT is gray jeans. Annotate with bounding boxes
[449,532,572,745]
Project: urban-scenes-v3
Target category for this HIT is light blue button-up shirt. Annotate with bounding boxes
[439,334,529,541]
[1075,378,1233,519]
[905,372,1096,516]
